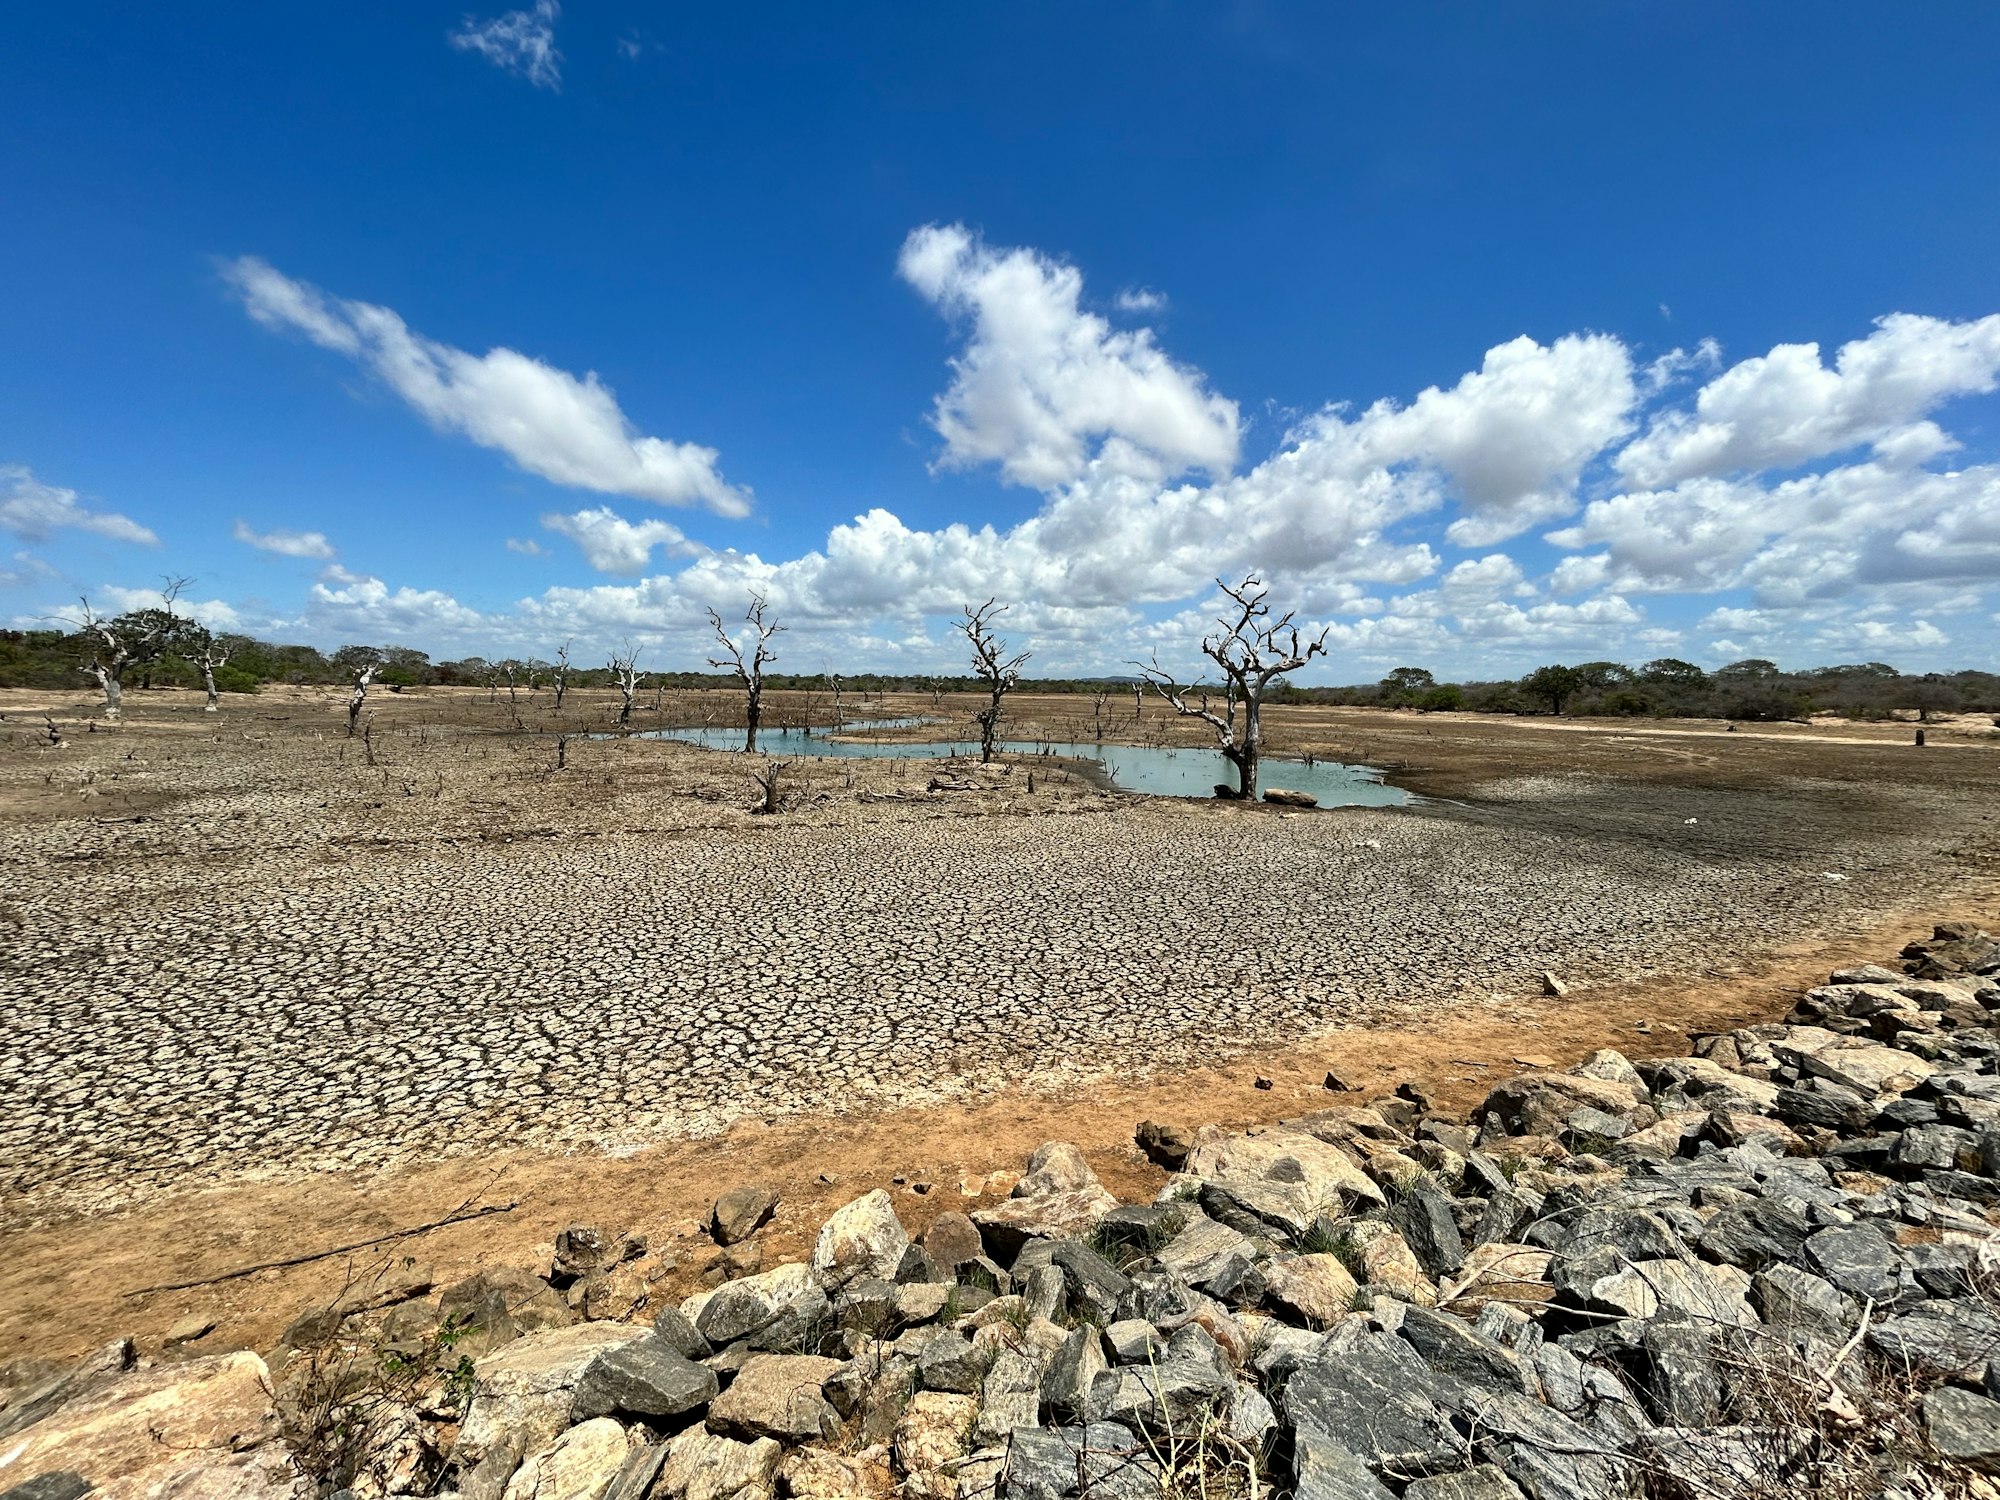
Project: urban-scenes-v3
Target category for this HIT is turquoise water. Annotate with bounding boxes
[647,722,1411,807]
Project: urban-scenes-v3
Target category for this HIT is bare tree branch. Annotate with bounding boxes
[960,598,1030,765]
[707,592,784,753]
[1133,573,1327,800]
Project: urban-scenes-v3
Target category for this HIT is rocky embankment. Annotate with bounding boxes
[7,923,2000,1500]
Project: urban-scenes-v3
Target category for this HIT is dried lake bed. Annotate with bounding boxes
[4,687,1996,1224]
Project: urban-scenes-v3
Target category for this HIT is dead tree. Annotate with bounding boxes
[66,576,189,721]
[196,640,231,713]
[960,599,1030,765]
[551,641,572,711]
[826,672,845,728]
[1136,574,1328,801]
[1092,691,1109,742]
[608,646,644,729]
[707,593,783,753]
[1133,682,1143,719]
[749,759,793,814]
[347,664,379,737]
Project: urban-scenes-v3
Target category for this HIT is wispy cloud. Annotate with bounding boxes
[0,465,157,546]
[232,519,336,560]
[1115,287,1168,314]
[222,256,751,517]
[449,0,562,90]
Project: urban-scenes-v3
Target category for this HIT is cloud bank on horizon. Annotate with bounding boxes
[16,226,2000,680]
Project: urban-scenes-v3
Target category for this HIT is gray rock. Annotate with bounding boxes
[1085,1338,1235,1434]
[710,1186,779,1246]
[1043,1326,1108,1421]
[975,1349,1044,1446]
[704,1352,842,1442]
[1282,1323,1466,1479]
[894,1243,950,1286]
[1924,1385,2000,1473]
[694,1262,823,1346]
[1403,1466,1528,1500]
[1392,1185,1466,1279]
[813,1189,910,1289]
[1049,1239,1132,1322]
[1002,1422,1165,1498]
[1396,1306,1530,1394]
[918,1331,992,1394]
[601,1443,668,1500]
[1641,1317,1725,1426]
[571,1335,718,1421]
[1697,1199,1812,1271]
[1150,1213,1252,1285]
[1749,1265,1857,1342]
[0,1477,94,1500]
[650,1305,713,1362]
[1290,1436,1398,1499]
[1104,1319,1162,1365]
[1803,1223,1904,1304]
[1871,1298,2000,1380]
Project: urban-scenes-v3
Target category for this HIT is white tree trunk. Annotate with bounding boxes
[91,666,123,721]
[202,665,221,712]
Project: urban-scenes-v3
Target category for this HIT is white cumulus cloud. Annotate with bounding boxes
[898,224,1240,489]
[542,506,706,575]
[1616,313,2000,487]
[223,257,749,517]
[0,466,157,546]
[232,520,336,560]
[449,0,562,89]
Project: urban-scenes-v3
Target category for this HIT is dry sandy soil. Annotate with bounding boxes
[1,683,1996,1361]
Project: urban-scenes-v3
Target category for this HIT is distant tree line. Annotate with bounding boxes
[1279,658,2000,722]
[5,614,1992,724]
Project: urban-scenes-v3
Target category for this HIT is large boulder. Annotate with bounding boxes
[1262,1255,1360,1327]
[705,1354,844,1442]
[689,1262,826,1347]
[1180,1130,1383,1237]
[1284,1322,1467,1482]
[653,1424,782,1500]
[501,1418,634,1500]
[812,1190,909,1289]
[711,1186,780,1247]
[1479,1074,1645,1138]
[457,1323,648,1471]
[971,1144,1119,1262]
[893,1391,980,1500]
[571,1335,718,1422]
[0,1352,290,1495]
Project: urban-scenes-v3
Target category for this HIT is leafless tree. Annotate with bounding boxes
[960,598,1030,765]
[65,576,190,721]
[196,639,231,713]
[707,593,783,753]
[347,663,379,738]
[749,759,793,814]
[550,641,572,711]
[608,645,644,728]
[1136,573,1328,801]
[928,678,945,709]
[1092,690,1109,742]
[826,671,845,728]
[1133,682,1143,719]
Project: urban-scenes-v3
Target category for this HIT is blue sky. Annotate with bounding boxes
[4,2,1998,680]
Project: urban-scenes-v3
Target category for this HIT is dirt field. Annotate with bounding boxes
[2,683,1996,1360]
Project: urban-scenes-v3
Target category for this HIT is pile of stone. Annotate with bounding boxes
[6,922,2000,1500]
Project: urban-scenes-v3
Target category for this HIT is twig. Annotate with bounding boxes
[123,1198,517,1296]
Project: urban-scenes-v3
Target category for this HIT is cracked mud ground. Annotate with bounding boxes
[3,687,1996,1223]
